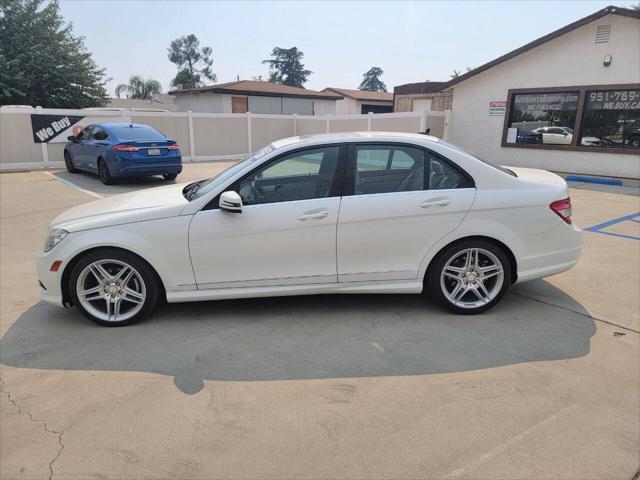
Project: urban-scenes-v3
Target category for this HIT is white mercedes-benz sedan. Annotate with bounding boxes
[37,132,582,326]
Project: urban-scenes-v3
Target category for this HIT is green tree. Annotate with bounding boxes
[450,66,474,79]
[262,47,312,87]
[0,0,108,108]
[359,67,387,92]
[115,75,162,99]
[168,34,215,87]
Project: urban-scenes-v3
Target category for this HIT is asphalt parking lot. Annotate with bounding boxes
[1,164,639,480]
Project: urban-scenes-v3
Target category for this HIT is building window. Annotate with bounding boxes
[231,96,248,113]
[502,84,640,153]
[505,91,579,145]
[579,89,640,149]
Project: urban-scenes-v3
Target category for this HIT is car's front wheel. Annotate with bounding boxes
[163,173,178,181]
[69,249,161,326]
[427,240,511,314]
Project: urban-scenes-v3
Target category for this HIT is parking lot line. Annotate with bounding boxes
[584,212,640,241]
[41,171,104,199]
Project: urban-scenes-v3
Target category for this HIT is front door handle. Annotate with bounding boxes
[298,209,329,221]
[421,198,451,208]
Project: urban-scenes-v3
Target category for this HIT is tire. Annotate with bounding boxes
[163,173,178,181]
[427,240,511,315]
[64,151,79,173]
[629,137,640,148]
[98,159,114,185]
[68,248,162,327]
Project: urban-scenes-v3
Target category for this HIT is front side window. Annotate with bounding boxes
[353,145,468,195]
[237,146,339,205]
[76,126,93,141]
[506,91,579,145]
[579,89,640,149]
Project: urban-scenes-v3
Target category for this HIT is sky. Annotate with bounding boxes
[57,0,638,97]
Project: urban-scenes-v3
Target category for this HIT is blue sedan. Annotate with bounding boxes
[64,123,182,185]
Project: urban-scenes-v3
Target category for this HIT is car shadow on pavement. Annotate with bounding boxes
[52,170,177,196]
[0,280,596,395]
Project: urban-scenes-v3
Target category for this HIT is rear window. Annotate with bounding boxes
[439,140,517,177]
[111,125,167,141]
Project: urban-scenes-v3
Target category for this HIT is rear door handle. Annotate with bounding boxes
[421,198,451,208]
[298,209,329,221]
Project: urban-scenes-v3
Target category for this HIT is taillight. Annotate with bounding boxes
[550,198,572,224]
[167,143,180,151]
[112,144,139,152]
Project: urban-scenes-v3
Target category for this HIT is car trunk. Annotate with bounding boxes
[125,140,177,163]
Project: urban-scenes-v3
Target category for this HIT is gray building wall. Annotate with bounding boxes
[248,96,283,114]
[175,92,225,113]
[283,97,313,115]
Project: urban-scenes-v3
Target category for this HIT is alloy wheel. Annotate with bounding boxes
[76,259,146,322]
[440,248,504,309]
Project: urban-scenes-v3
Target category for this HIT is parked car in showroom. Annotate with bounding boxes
[622,119,640,148]
[64,123,182,185]
[532,126,573,145]
[39,132,582,326]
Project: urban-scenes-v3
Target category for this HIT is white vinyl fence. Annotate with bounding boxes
[0,107,447,171]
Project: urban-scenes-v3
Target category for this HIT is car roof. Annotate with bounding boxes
[93,123,157,130]
[271,131,440,149]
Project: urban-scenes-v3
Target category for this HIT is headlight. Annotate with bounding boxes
[43,229,69,252]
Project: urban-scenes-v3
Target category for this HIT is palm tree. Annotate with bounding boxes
[115,75,162,100]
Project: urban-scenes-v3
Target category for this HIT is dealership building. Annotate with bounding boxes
[445,5,639,179]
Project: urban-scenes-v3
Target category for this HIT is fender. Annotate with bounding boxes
[59,215,196,294]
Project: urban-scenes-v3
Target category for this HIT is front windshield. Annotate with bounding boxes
[439,140,517,177]
[188,144,275,200]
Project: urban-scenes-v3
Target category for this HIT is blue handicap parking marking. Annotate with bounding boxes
[584,212,640,241]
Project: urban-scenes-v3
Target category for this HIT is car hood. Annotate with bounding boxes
[50,183,191,232]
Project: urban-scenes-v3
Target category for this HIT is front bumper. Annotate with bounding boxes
[37,249,66,306]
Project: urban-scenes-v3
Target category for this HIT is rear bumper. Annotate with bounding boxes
[514,222,583,283]
[113,161,183,177]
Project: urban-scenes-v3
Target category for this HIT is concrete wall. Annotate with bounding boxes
[175,92,225,113]
[313,99,337,115]
[447,13,640,178]
[335,97,358,114]
[335,98,393,114]
[248,96,282,114]
[395,93,453,112]
[0,108,426,169]
[108,95,177,111]
[283,97,313,115]
[174,92,336,116]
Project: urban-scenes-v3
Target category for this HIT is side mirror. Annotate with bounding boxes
[67,135,76,142]
[219,191,242,213]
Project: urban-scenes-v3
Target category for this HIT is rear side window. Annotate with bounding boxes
[111,125,167,141]
[91,127,108,140]
[352,144,471,195]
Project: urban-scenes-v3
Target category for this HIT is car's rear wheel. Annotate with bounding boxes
[98,159,114,185]
[427,240,511,314]
[64,151,79,173]
[69,249,161,326]
[163,173,178,181]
